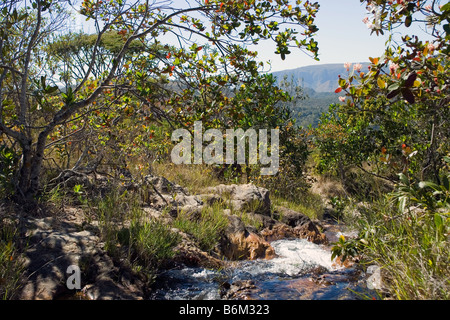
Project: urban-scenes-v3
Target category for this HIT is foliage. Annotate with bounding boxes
[332,163,450,299]
[0,145,18,197]
[331,235,362,264]
[0,0,320,200]
[325,0,450,299]
[122,218,181,277]
[315,0,449,188]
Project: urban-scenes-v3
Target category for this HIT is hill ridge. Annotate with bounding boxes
[272,62,371,92]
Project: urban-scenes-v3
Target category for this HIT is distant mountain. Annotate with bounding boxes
[269,63,371,127]
[272,62,371,92]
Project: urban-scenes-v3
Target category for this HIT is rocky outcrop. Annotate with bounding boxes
[19,215,145,300]
[205,184,271,215]
[170,231,224,269]
[15,176,328,300]
[219,214,275,261]
[262,206,328,244]
[142,175,203,214]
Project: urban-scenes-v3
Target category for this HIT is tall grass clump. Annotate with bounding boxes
[0,207,25,300]
[333,171,450,300]
[88,188,180,283]
[174,203,229,252]
[118,218,181,281]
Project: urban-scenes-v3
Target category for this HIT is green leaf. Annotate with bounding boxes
[434,213,443,230]
[399,173,409,185]
[377,77,386,89]
[444,24,450,35]
[442,175,449,191]
[440,3,450,12]
[398,196,407,213]
[418,181,439,190]
[388,83,400,91]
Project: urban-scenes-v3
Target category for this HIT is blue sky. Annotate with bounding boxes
[254,0,389,72]
[74,0,434,72]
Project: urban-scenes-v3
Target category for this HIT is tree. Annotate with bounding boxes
[315,0,449,186]
[0,0,320,201]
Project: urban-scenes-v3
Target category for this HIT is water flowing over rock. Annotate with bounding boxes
[15,176,332,300]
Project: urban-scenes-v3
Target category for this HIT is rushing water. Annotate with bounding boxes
[150,238,376,300]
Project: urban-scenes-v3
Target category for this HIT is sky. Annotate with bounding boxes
[253,0,390,72]
[74,0,434,73]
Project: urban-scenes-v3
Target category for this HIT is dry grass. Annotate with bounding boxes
[152,162,223,194]
[309,173,347,201]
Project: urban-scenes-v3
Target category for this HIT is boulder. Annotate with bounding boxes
[142,175,203,213]
[19,216,145,300]
[205,184,271,215]
[261,206,327,244]
[219,215,275,261]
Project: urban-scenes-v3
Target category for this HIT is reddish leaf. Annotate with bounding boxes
[335,87,342,93]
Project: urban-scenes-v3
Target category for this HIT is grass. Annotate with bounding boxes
[271,191,325,220]
[152,162,223,194]
[119,218,181,277]
[173,202,229,252]
[0,207,25,300]
[342,196,450,300]
[86,188,181,283]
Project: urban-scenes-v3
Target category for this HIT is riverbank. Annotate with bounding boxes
[1,172,381,300]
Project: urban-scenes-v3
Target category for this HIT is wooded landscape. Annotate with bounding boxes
[0,0,448,301]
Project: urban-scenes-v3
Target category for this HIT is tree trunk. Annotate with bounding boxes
[17,139,33,198]
[16,130,50,201]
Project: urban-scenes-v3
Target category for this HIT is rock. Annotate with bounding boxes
[205,184,271,215]
[18,216,145,300]
[274,206,314,228]
[219,215,275,261]
[261,206,327,244]
[142,175,203,213]
[170,231,224,269]
[222,280,257,300]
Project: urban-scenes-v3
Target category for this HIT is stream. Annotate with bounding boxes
[150,232,378,300]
